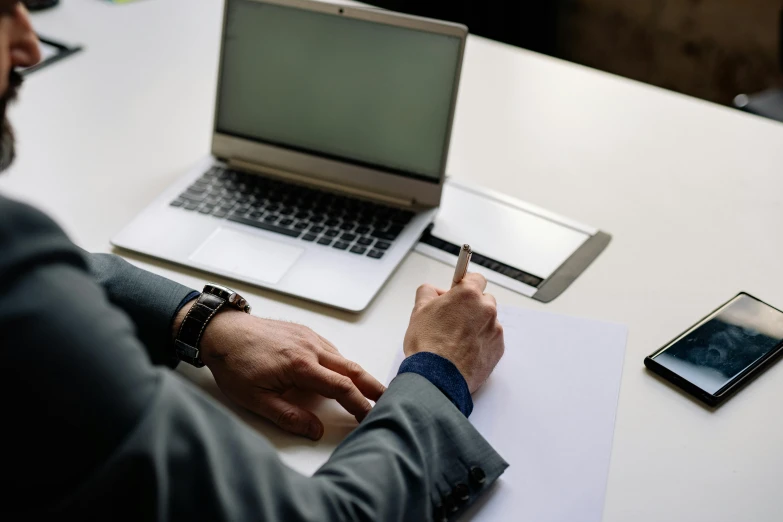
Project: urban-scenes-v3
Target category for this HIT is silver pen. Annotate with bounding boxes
[451,244,473,288]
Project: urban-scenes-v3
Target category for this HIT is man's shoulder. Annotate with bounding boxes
[0,194,85,283]
[0,193,69,243]
[1,193,54,223]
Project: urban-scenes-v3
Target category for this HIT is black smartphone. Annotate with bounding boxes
[644,292,783,407]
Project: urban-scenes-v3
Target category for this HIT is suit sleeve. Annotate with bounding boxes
[0,196,507,521]
[82,252,197,367]
[6,259,506,521]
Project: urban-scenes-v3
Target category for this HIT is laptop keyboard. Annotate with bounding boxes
[169,166,415,260]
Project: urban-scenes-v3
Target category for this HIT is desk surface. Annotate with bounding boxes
[4,0,783,520]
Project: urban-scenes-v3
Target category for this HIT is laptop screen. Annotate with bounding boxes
[215,0,463,183]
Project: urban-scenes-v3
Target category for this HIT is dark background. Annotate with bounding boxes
[363,1,560,55]
[366,0,783,106]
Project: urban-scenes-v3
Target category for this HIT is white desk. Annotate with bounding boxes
[4,0,783,520]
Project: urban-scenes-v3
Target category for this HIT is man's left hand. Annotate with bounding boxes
[175,305,385,441]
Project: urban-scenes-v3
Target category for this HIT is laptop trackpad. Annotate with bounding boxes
[189,227,304,284]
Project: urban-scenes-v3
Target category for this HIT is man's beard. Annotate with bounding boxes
[0,70,22,173]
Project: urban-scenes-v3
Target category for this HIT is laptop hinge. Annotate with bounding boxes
[227,158,416,208]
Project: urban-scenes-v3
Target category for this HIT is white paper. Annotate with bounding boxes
[390,305,627,522]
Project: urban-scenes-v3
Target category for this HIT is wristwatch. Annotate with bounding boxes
[174,283,252,367]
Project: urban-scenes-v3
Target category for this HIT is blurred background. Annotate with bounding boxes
[23,0,783,120]
[367,0,783,118]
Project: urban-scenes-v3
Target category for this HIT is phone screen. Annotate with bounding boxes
[651,294,783,395]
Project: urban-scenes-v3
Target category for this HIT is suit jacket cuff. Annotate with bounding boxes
[383,373,508,520]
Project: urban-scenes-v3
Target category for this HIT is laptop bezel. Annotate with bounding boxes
[211,0,468,208]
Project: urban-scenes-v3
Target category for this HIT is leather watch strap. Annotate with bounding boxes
[174,292,226,367]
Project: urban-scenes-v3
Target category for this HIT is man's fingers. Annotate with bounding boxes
[319,351,385,402]
[460,272,488,293]
[295,366,373,422]
[317,334,340,354]
[255,395,324,441]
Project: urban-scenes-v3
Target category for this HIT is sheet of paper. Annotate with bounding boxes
[389,305,627,522]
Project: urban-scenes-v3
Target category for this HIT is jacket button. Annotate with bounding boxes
[454,483,470,502]
[469,466,486,486]
[443,492,457,513]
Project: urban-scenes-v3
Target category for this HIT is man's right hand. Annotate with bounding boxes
[403,273,504,393]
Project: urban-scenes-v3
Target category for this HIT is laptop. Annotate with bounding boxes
[112,0,467,312]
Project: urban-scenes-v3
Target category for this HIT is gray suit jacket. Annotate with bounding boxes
[0,195,507,521]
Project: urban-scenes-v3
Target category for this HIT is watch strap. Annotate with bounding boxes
[174,292,226,367]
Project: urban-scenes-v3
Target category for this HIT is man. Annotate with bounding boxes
[0,2,507,520]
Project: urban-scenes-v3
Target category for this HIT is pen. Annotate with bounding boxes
[451,244,472,288]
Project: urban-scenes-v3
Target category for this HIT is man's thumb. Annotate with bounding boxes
[414,284,440,308]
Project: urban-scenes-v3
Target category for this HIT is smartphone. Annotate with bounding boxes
[644,292,783,407]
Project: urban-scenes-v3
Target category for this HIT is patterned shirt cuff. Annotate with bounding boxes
[397,352,473,417]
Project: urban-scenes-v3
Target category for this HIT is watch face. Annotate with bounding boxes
[204,283,234,300]
[204,283,250,312]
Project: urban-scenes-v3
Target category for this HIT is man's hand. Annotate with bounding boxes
[174,304,385,441]
[403,273,504,393]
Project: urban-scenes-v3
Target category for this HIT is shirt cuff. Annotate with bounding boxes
[397,352,473,417]
[174,290,201,319]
